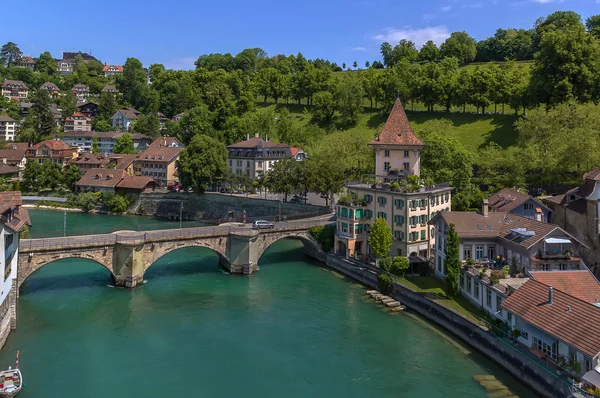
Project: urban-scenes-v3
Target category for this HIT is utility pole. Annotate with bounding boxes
[63,211,66,237]
[180,202,183,230]
[278,200,281,222]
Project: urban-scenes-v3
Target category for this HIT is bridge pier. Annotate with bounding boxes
[226,233,259,275]
[113,240,145,288]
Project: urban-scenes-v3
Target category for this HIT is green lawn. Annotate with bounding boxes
[257,102,520,154]
[395,276,489,324]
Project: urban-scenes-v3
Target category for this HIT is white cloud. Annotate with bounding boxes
[422,14,436,21]
[372,26,451,48]
[440,5,452,11]
[351,46,368,51]
[164,56,196,70]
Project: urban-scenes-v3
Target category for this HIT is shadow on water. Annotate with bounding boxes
[144,247,222,280]
[259,238,317,266]
[19,259,113,295]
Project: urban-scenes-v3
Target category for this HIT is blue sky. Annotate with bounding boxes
[7,0,599,69]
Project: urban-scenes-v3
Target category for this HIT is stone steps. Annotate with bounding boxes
[366,290,406,311]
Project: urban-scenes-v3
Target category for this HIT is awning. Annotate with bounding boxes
[544,237,571,244]
[582,370,600,388]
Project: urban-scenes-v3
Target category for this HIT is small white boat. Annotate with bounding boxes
[0,367,22,397]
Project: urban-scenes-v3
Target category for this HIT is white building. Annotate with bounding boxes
[0,116,19,141]
[227,133,291,179]
[63,131,151,154]
[0,192,29,349]
[111,108,140,131]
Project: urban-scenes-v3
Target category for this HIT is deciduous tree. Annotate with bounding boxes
[113,133,136,154]
[445,223,460,297]
[368,217,393,259]
[177,134,228,192]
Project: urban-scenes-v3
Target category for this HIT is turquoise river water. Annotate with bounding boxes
[0,209,537,397]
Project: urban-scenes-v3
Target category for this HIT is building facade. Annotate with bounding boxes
[0,192,29,349]
[334,99,452,260]
[0,116,19,141]
[103,65,123,78]
[40,82,60,96]
[1,80,28,101]
[489,188,552,223]
[133,137,183,187]
[111,108,140,131]
[72,84,90,101]
[25,139,78,166]
[13,56,35,70]
[63,131,150,154]
[227,133,291,179]
[64,112,92,132]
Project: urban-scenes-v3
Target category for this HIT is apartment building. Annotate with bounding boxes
[25,139,78,167]
[63,131,151,154]
[133,137,183,187]
[227,133,291,179]
[72,84,90,101]
[1,80,28,101]
[64,112,92,132]
[334,99,452,259]
[0,116,19,141]
[40,82,60,96]
[13,56,35,70]
[111,108,140,131]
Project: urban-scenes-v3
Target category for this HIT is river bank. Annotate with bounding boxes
[323,254,568,397]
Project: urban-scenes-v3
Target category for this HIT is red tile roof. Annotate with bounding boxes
[138,146,182,163]
[501,279,600,357]
[0,192,30,232]
[148,136,183,149]
[76,168,127,188]
[369,98,423,147]
[489,188,537,213]
[28,139,74,151]
[0,148,26,163]
[116,176,156,190]
[102,65,123,72]
[290,147,300,156]
[0,116,16,122]
[1,80,28,89]
[530,271,600,304]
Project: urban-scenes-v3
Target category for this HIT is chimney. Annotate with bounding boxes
[535,207,542,222]
[548,286,553,305]
[246,133,250,141]
[482,199,489,217]
[254,132,259,138]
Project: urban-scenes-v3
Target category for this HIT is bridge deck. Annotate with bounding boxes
[20,219,333,252]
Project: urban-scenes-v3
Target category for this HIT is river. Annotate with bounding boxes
[1,210,536,397]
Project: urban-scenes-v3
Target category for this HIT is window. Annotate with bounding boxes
[559,263,567,270]
[460,274,464,288]
[533,337,556,360]
[475,282,479,298]
[420,230,426,240]
[376,212,387,220]
[403,150,409,158]
[496,295,502,312]
[586,359,592,372]
[540,264,550,271]
[384,150,390,157]
[475,245,484,260]
[437,256,442,272]
[486,289,492,307]
[403,162,409,171]
[246,160,250,167]
[467,277,472,293]
[258,161,263,167]
[523,203,534,210]
[394,230,404,241]
[384,162,391,171]
[507,312,512,323]
[378,197,387,206]
[436,196,439,206]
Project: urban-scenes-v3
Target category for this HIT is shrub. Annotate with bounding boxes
[308,225,335,252]
[67,192,100,212]
[102,192,131,213]
[390,181,400,191]
[390,256,410,277]
[502,265,510,277]
[490,270,504,284]
[377,274,393,295]
[380,256,393,272]
[511,329,521,339]
[19,225,30,239]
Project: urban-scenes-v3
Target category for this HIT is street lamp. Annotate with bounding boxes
[63,211,66,237]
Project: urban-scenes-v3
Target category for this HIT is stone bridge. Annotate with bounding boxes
[18,220,330,289]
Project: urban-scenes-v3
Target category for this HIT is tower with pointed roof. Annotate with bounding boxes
[333,98,453,261]
[370,99,424,178]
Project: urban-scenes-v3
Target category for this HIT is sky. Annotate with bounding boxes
[5,0,600,70]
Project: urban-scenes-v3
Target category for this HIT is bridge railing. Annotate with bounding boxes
[20,218,335,252]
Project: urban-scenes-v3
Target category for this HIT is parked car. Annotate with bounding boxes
[289,197,302,204]
[252,220,274,229]
[168,183,182,192]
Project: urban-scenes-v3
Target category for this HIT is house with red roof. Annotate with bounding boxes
[502,278,600,386]
[76,168,156,194]
[334,98,453,260]
[489,188,552,223]
[1,80,28,101]
[64,112,92,132]
[25,139,78,167]
[103,65,123,78]
[134,137,184,187]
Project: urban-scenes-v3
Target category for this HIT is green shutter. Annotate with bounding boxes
[401,215,404,224]
[421,230,426,240]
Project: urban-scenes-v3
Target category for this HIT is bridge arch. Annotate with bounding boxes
[141,237,230,275]
[18,252,115,291]
[255,232,321,265]
[142,244,231,279]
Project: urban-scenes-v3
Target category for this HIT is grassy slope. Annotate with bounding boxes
[260,102,519,154]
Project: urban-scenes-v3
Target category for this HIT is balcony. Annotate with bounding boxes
[345,175,451,194]
[536,248,575,259]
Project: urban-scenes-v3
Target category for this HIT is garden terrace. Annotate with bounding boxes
[462,264,529,296]
[345,177,451,195]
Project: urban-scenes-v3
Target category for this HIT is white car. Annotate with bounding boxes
[253,220,274,229]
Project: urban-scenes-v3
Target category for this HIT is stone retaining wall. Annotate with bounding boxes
[135,193,329,222]
[325,255,572,398]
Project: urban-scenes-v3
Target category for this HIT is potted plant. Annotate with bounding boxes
[511,329,521,346]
